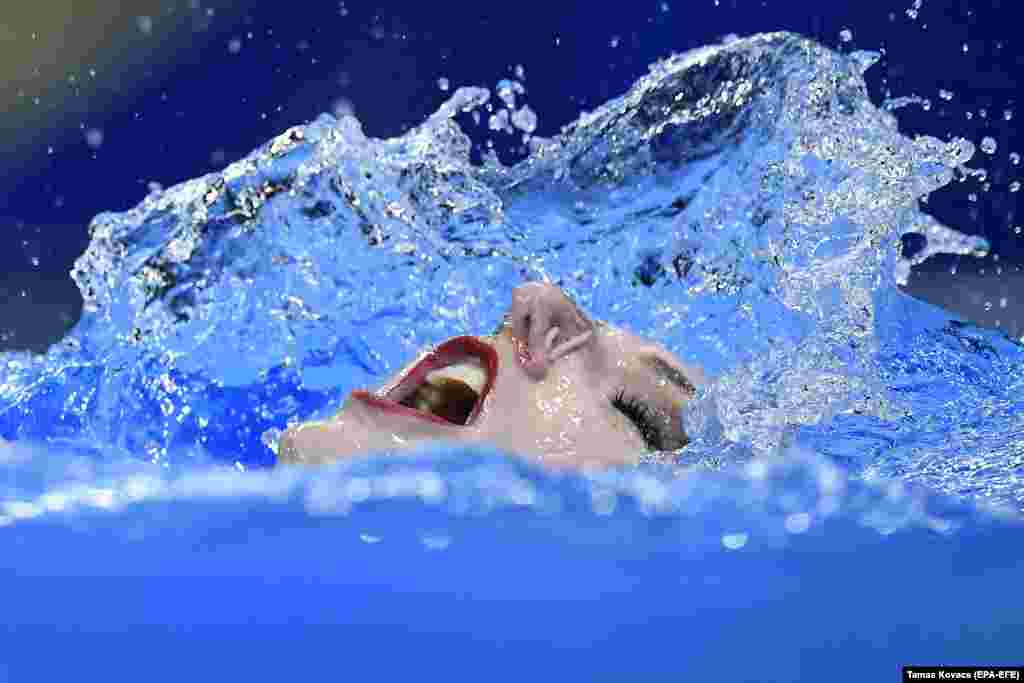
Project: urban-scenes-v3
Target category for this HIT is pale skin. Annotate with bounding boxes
[277,282,703,470]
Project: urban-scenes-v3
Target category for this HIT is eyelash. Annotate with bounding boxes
[611,389,662,451]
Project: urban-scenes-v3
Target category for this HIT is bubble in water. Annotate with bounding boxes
[437,77,450,92]
[1004,109,1014,121]
[136,16,153,35]
[610,36,620,48]
[1011,181,1020,193]
[1015,226,1022,235]
[85,128,104,149]
[962,42,969,53]
[228,38,242,53]
[939,89,953,101]
[839,28,853,43]
[1011,153,1021,166]
[514,64,526,80]
[980,137,997,155]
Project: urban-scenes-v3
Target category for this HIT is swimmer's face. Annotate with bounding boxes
[278,282,702,469]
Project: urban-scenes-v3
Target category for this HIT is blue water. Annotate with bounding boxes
[2,33,1022,680]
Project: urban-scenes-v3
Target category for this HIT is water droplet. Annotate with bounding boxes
[980,136,997,155]
[228,37,242,53]
[514,64,526,80]
[1010,152,1021,166]
[962,42,969,53]
[137,16,153,35]
[609,36,620,48]
[839,28,853,43]
[1010,181,1020,193]
[722,532,749,549]
[785,512,811,534]
[1004,109,1014,121]
[85,128,104,149]
[511,105,538,134]
[939,89,953,101]
[495,79,522,109]
[332,97,355,118]
[437,77,449,92]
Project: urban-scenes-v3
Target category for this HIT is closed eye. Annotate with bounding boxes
[611,389,663,451]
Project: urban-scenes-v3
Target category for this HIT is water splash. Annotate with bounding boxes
[2,32,1021,516]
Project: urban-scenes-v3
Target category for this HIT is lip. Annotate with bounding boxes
[351,336,499,427]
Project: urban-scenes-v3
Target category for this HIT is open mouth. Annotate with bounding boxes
[351,336,498,427]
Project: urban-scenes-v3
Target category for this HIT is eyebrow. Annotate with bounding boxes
[645,355,696,395]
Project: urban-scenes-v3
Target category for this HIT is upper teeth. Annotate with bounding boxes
[425,360,487,394]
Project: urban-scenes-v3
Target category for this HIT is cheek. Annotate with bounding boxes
[531,373,584,423]
[519,373,642,454]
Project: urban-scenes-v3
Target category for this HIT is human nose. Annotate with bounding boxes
[508,282,595,380]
